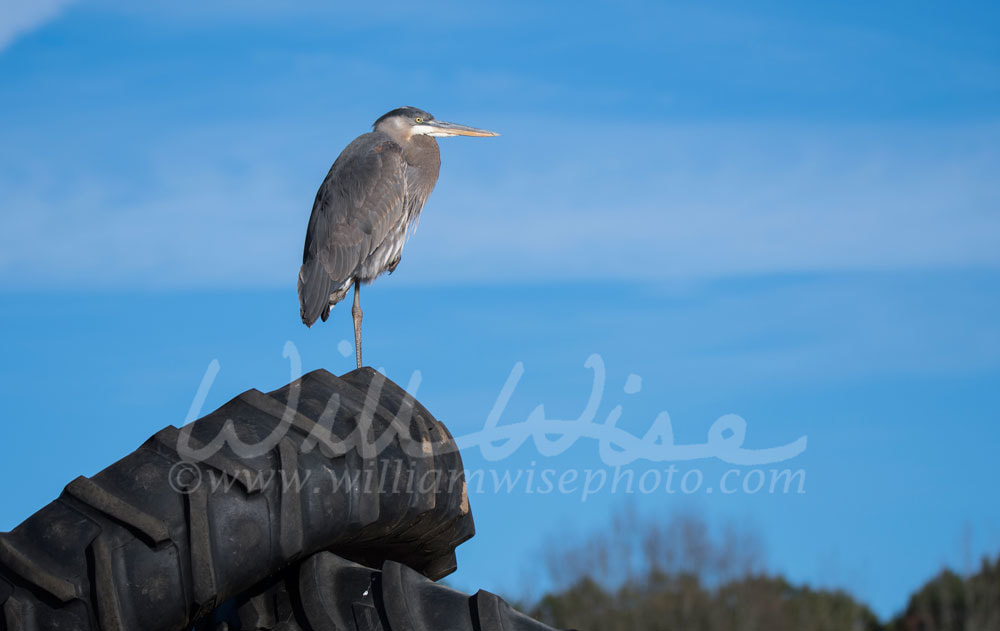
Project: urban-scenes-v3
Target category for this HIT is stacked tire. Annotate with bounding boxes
[0,368,475,631]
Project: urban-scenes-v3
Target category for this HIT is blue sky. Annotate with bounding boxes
[1,0,999,619]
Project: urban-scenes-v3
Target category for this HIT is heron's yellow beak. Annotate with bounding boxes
[417,120,499,138]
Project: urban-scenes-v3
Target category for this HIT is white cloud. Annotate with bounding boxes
[0,0,75,53]
[404,120,1000,283]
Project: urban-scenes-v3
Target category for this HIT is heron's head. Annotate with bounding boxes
[373,107,498,142]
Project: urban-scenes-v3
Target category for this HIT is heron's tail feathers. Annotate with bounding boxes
[298,260,335,327]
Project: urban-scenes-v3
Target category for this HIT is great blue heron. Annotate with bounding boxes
[298,107,498,368]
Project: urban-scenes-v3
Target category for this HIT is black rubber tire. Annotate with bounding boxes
[214,551,558,631]
[0,368,474,631]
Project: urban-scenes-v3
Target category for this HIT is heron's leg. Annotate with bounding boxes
[352,280,363,369]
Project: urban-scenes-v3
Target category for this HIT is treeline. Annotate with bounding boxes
[893,557,1000,631]
[521,509,999,631]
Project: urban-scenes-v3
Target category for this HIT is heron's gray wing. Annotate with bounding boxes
[298,135,406,326]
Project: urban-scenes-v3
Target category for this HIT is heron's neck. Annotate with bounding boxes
[403,136,441,170]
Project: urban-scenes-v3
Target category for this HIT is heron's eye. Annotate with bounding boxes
[415,117,424,123]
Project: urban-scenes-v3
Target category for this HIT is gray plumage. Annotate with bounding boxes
[298,115,438,326]
[297,107,497,367]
